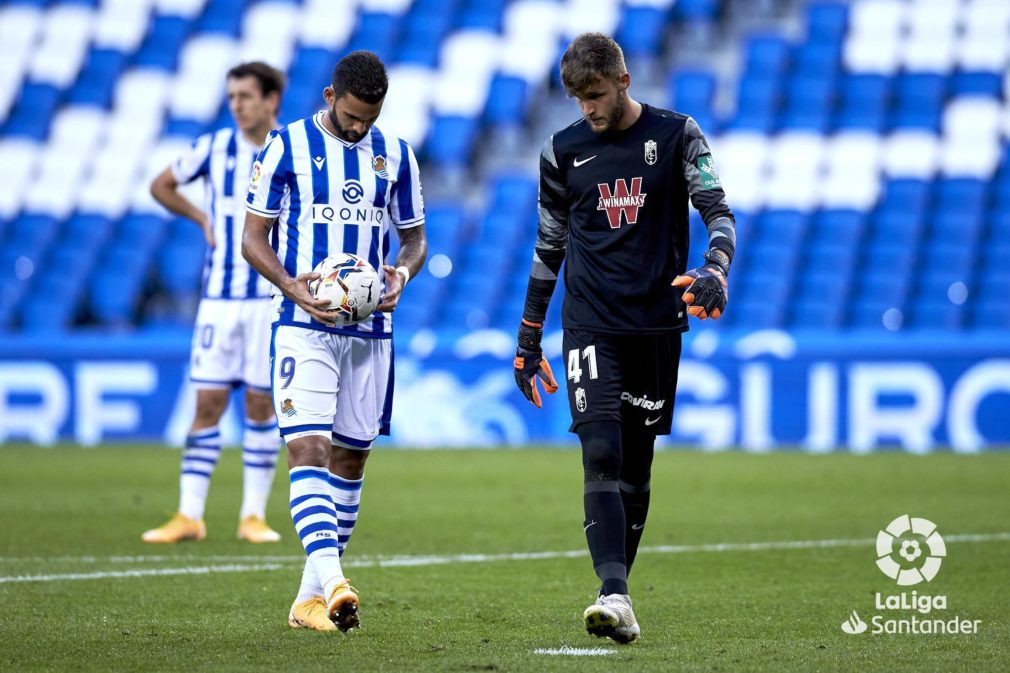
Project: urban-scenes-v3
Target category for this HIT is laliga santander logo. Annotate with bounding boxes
[875,515,946,586]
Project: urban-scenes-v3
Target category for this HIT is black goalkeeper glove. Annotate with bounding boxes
[514,319,559,408]
[672,265,728,320]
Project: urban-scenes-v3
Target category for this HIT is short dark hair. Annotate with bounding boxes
[331,51,389,104]
[560,33,628,96]
[227,61,286,98]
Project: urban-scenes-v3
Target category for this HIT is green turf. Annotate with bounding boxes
[1,446,1008,672]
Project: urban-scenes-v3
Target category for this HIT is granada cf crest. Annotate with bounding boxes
[575,387,587,412]
[372,155,389,179]
[644,139,657,165]
[597,177,647,228]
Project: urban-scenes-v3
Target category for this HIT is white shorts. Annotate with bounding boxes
[190,298,275,392]
[271,325,393,448]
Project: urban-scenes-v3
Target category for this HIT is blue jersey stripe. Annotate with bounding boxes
[306,122,330,330]
[278,128,299,318]
[396,139,414,222]
[368,225,384,333]
[370,126,388,208]
[243,151,260,298]
[220,131,238,299]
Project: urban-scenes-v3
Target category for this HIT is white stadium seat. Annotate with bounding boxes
[28,5,93,88]
[380,65,435,148]
[93,0,152,52]
[763,133,825,211]
[709,132,769,212]
[114,69,173,117]
[130,138,194,214]
[171,36,238,121]
[0,140,40,219]
[881,131,940,179]
[433,31,501,115]
[360,0,413,13]
[560,0,621,39]
[943,97,1003,140]
[50,107,108,156]
[154,0,207,20]
[299,0,358,49]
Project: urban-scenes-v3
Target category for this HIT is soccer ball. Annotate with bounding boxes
[309,253,380,325]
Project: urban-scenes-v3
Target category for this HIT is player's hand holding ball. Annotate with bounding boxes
[283,271,337,326]
[514,319,559,408]
[672,264,728,320]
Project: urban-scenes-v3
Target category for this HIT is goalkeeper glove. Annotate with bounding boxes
[672,265,728,320]
[514,319,559,408]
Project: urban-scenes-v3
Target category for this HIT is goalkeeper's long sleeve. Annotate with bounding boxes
[523,134,569,325]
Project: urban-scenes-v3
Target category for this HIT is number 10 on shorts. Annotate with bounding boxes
[567,345,598,383]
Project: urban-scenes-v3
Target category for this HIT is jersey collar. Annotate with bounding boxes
[313,111,367,148]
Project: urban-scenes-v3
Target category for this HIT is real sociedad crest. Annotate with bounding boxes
[372,155,389,179]
[644,139,657,165]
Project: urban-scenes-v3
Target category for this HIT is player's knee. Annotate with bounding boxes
[620,426,655,488]
[194,389,229,426]
[286,435,331,468]
[330,446,369,480]
[244,390,274,422]
[578,421,622,482]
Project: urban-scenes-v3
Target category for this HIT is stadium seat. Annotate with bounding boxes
[616,6,667,60]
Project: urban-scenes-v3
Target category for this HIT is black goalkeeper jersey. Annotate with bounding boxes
[525,104,735,335]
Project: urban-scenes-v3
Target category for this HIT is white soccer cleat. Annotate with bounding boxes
[583,593,641,644]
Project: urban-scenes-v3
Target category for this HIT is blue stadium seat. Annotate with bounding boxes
[981,243,1010,273]
[163,119,205,138]
[854,269,910,305]
[423,204,464,255]
[395,7,450,67]
[484,75,528,126]
[731,74,779,132]
[668,69,717,115]
[88,245,151,324]
[792,42,841,78]
[810,209,865,245]
[891,74,946,131]
[743,34,791,78]
[804,242,856,272]
[878,179,931,217]
[923,244,973,280]
[755,209,807,242]
[971,299,1010,329]
[158,242,205,294]
[346,12,401,62]
[733,298,784,328]
[951,71,1002,97]
[69,49,128,108]
[456,0,505,31]
[781,75,834,131]
[790,297,845,328]
[289,48,337,87]
[673,0,719,21]
[7,213,60,255]
[3,83,61,140]
[836,74,889,131]
[62,214,113,252]
[196,0,247,36]
[910,299,963,330]
[743,242,800,276]
[617,7,668,60]
[865,243,916,276]
[425,115,479,168]
[805,1,848,44]
[488,173,537,217]
[930,210,982,246]
[849,299,902,330]
[133,15,191,70]
[976,271,1010,304]
[869,212,923,247]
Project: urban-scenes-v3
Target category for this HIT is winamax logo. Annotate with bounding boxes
[840,515,982,635]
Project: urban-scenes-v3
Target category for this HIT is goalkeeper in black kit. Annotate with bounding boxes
[513,33,736,643]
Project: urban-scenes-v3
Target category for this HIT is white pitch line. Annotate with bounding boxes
[533,646,615,656]
[0,563,284,584]
[2,532,1008,584]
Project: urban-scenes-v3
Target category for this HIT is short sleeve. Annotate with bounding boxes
[389,139,424,228]
[171,133,213,184]
[246,131,290,217]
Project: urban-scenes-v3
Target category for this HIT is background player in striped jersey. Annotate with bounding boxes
[143,62,286,545]
[242,51,427,632]
[514,34,735,643]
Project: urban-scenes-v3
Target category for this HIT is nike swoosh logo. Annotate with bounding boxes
[631,523,645,531]
[313,156,325,170]
[584,520,597,532]
[573,155,597,167]
[645,416,662,426]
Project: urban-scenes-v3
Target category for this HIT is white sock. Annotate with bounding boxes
[178,426,221,520]
[295,559,324,603]
[328,472,363,556]
[240,418,281,519]
[289,467,345,600]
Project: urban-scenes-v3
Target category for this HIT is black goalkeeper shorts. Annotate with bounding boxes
[562,329,683,435]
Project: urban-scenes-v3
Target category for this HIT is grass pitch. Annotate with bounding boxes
[0,446,1008,672]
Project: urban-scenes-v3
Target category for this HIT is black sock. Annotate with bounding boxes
[578,421,627,596]
[620,426,655,577]
[620,483,650,574]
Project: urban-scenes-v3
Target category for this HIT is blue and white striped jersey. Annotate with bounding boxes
[245,111,425,338]
[173,127,271,300]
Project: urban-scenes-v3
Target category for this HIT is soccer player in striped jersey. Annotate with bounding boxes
[143,62,287,545]
[242,51,427,632]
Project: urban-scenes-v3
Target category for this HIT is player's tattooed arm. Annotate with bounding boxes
[377,223,427,312]
[241,212,336,325]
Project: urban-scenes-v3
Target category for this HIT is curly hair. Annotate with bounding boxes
[332,51,389,104]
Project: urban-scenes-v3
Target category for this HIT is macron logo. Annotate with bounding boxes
[313,156,325,170]
[597,177,646,228]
